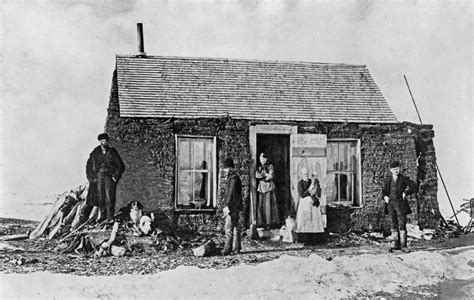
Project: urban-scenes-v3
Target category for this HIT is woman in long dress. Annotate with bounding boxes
[295,167,325,244]
[256,152,280,228]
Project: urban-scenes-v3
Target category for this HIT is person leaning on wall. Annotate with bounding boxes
[382,160,417,253]
[86,133,125,223]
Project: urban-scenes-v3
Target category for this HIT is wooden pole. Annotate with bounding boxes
[404,75,423,125]
[436,163,460,226]
[403,75,460,226]
[59,218,92,243]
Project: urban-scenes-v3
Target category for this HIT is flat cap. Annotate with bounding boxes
[222,158,235,168]
[97,133,109,141]
[389,161,401,168]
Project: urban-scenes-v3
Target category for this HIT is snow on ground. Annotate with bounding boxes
[2,249,473,299]
[0,194,55,222]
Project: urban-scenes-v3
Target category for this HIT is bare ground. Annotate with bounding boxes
[1,217,473,298]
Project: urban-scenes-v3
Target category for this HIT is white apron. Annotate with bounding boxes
[295,196,325,233]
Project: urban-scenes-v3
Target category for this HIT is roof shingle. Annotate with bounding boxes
[116,55,397,123]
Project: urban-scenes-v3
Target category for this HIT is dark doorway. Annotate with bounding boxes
[256,134,291,223]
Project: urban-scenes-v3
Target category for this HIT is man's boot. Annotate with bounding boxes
[222,215,233,255]
[389,229,401,252]
[222,228,233,255]
[232,227,241,254]
[400,230,409,253]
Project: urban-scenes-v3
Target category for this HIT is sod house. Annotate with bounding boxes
[103,52,439,233]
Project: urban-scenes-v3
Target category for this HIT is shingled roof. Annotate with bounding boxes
[116,55,397,123]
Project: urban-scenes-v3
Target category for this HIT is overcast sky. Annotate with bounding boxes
[0,0,472,218]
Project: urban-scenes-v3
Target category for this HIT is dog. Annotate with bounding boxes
[138,213,155,235]
[127,201,143,236]
[128,201,143,223]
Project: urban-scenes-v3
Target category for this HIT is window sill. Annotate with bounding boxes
[174,208,216,215]
[327,202,361,209]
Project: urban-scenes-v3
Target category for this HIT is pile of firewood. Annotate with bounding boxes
[153,233,184,253]
[437,219,464,238]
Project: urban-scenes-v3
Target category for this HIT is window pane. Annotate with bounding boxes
[194,139,211,170]
[338,143,350,171]
[349,141,358,172]
[336,173,353,202]
[178,139,192,170]
[327,143,338,172]
[193,171,208,203]
[178,172,193,206]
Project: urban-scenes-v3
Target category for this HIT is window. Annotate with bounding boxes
[326,140,361,206]
[175,136,216,210]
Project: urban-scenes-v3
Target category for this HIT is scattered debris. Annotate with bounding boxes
[330,232,384,248]
[406,224,435,240]
[2,183,473,281]
[94,222,130,258]
[110,245,127,257]
[14,257,26,265]
[193,240,217,257]
[154,233,183,253]
[0,234,29,241]
[436,218,464,239]
[2,214,474,278]
[6,256,39,266]
[361,232,384,239]
[0,242,25,252]
[438,197,474,236]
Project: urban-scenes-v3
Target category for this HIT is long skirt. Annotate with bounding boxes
[295,196,324,233]
[257,191,280,227]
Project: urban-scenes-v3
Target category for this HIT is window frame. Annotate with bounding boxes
[174,134,217,212]
[326,138,362,208]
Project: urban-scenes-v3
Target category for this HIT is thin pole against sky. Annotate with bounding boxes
[404,76,423,125]
[403,75,460,226]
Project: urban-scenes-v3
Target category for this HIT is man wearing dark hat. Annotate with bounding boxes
[221,158,243,255]
[86,133,125,222]
[382,161,417,252]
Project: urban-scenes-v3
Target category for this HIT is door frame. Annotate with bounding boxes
[249,125,297,226]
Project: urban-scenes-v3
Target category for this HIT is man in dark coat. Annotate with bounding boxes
[86,133,125,222]
[382,161,417,252]
[221,158,243,255]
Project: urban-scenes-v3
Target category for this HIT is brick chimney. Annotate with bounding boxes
[136,23,146,57]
